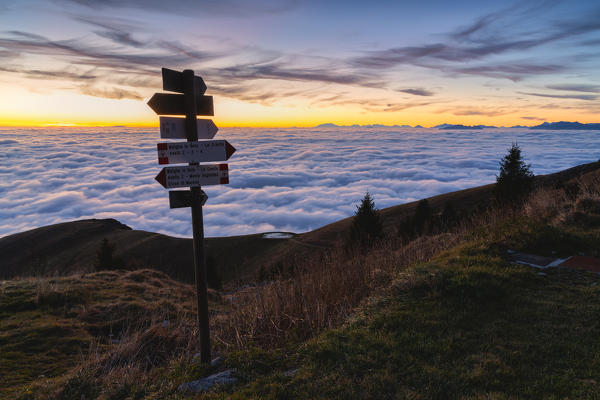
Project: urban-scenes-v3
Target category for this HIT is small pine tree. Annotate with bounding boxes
[413,199,433,235]
[397,216,414,241]
[495,143,534,203]
[398,199,438,240]
[205,254,222,289]
[350,192,383,247]
[441,200,457,229]
[95,238,118,270]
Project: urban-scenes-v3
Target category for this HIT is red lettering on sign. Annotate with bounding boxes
[220,177,229,184]
[157,143,168,151]
[219,164,228,171]
[158,157,169,165]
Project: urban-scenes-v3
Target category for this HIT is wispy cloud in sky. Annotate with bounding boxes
[351,3,600,83]
[398,88,435,96]
[546,84,600,93]
[58,0,301,17]
[518,91,598,101]
[446,106,511,117]
[80,86,143,100]
[521,116,546,121]
[0,65,98,81]
[0,0,598,125]
[73,16,146,48]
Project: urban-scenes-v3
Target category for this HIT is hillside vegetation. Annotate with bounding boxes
[1,161,600,398]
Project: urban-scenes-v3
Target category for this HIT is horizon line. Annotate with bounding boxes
[0,121,596,129]
[0,123,539,129]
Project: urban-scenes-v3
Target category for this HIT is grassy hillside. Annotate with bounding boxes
[2,161,600,398]
[0,220,294,285]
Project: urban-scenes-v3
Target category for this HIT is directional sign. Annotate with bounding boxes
[160,117,218,139]
[162,68,207,96]
[155,164,229,189]
[147,93,214,116]
[169,189,207,208]
[157,140,235,165]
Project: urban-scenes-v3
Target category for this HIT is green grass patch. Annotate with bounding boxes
[513,224,600,257]
[0,270,196,398]
[0,313,91,392]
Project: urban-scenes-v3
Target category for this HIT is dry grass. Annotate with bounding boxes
[214,232,462,349]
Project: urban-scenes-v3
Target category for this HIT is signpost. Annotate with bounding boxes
[157,140,236,165]
[148,67,235,364]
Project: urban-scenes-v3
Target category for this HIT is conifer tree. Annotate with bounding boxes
[441,200,457,229]
[413,199,433,234]
[495,143,534,202]
[205,254,222,289]
[350,192,383,247]
[95,238,116,270]
[95,238,123,270]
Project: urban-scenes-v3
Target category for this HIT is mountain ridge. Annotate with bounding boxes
[529,121,600,130]
[313,121,600,129]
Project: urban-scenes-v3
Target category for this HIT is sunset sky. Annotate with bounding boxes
[0,0,598,127]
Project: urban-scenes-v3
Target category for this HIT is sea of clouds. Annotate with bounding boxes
[1,126,598,238]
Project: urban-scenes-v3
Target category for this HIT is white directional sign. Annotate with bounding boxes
[157,140,235,165]
[155,164,229,189]
[159,116,218,139]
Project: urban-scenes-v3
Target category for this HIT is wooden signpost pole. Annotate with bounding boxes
[183,69,211,364]
[150,67,232,364]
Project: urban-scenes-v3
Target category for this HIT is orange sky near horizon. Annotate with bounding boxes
[0,86,597,128]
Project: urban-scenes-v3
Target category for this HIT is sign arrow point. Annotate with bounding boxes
[147,94,160,114]
[208,120,219,137]
[225,141,236,160]
[155,168,167,188]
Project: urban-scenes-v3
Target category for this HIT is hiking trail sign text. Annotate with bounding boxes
[147,67,236,365]
[155,164,229,188]
[157,140,236,165]
[160,117,218,139]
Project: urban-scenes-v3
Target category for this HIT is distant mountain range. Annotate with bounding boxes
[315,121,600,130]
[435,124,488,130]
[529,121,600,130]
[316,123,414,128]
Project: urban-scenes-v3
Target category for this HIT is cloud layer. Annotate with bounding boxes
[1,126,599,238]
